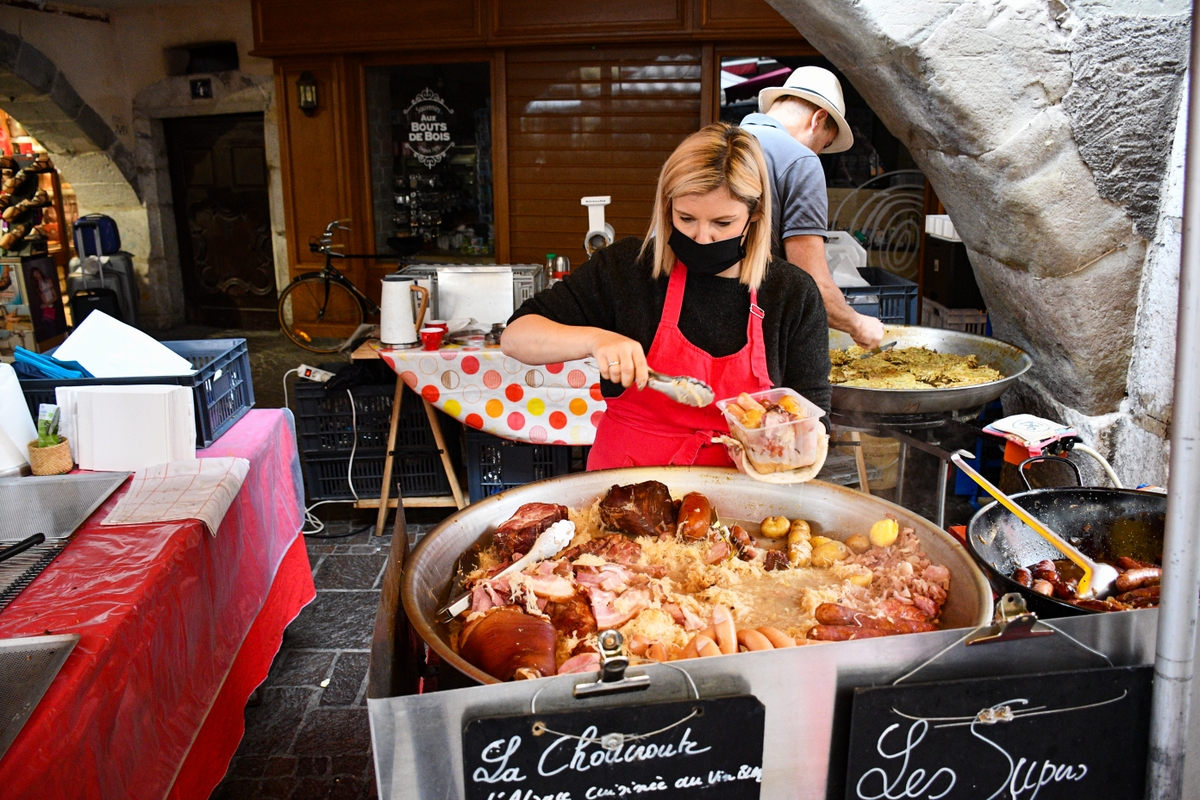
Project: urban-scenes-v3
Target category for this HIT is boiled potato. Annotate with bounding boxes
[811,540,850,568]
[845,533,871,554]
[760,516,790,539]
[809,535,832,548]
[869,518,900,548]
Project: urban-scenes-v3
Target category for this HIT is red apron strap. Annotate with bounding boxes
[661,262,688,326]
[747,288,772,387]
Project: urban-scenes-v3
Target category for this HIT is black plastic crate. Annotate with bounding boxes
[19,338,254,448]
[840,267,918,325]
[294,382,442,454]
[464,427,572,502]
[301,446,452,501]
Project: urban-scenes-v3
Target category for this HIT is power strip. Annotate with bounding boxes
[297,364,335,382]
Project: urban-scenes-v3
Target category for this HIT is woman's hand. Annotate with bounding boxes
[590,330,648,389]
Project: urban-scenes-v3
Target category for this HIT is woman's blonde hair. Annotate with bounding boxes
[640,123,773,290]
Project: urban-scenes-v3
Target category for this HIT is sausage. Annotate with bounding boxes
[815,603,937,633]
[1031,579,1055,596]
[1116,556,1158,571]
[1115,567,1162,593]
[681,633,716,659]
[1029,560,1057,576]
[1115,585,1161,605]
[736,629,774,651]
[729,525,760,561]
[1012,567,1033,587]
[646,643,668,662]
[711,605,737,655]
[1031,565,1059,582]
[1050,575,1079,600]
[756,626,796,648]
[676,492,714,540]
[628,635,650,656]
[807,624,895,641]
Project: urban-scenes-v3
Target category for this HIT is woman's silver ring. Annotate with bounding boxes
[608,360,620,367]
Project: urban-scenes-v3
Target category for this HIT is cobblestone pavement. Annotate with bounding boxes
[212,511,447,800]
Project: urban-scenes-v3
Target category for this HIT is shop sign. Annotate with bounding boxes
[844,665,1152,800]
[404,87,455,169]
[462,695,765,799]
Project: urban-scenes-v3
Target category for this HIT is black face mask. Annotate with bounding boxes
[668,224,748,276]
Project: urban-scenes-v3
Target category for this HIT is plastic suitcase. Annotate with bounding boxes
[72,214,121,256]
[69,253,139,325]
[70,282,123,324]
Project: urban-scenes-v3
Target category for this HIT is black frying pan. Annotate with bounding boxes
[966,486,1165,617]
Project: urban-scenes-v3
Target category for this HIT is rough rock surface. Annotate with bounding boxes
[766,0,1189,472]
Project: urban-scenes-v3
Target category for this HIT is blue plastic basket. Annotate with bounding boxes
[18,338,255,448]
[841,268,918,325]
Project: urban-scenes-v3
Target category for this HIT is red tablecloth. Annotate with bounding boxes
[0,409,313,800]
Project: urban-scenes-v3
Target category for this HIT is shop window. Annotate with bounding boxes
[366,62,494,262]
[720,55,923,280]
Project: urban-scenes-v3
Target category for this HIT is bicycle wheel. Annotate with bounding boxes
[278,275,365,353]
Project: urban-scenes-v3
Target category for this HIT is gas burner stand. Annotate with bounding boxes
[830,407,988,529]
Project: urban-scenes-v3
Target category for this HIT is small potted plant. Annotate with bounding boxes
[27,403,72,476]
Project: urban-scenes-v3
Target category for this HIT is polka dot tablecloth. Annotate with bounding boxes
[378,345,605,445]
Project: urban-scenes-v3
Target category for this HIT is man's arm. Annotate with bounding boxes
[783,235,885,348]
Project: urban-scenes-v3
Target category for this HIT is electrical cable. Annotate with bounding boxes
[286,370,377,538]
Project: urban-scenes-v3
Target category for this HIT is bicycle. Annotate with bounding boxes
[279,219,418,354]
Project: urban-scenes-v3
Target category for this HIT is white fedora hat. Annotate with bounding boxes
[758,66,854,154]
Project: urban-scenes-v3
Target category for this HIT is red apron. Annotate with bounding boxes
[587,262,773,470]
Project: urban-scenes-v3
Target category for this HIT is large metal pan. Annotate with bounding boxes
[828,325,1033,415]
[967,487,1165,618]
[401,467,994,684]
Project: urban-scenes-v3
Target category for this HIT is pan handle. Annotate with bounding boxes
[1017,455,1082,491]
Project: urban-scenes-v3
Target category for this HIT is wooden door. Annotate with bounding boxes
[505,45,703,265]
[164,113,276,328]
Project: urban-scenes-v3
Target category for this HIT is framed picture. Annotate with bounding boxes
[0,257,21,308]
[22,254,67,348]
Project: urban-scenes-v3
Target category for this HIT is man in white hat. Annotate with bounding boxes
[743,66,885,348]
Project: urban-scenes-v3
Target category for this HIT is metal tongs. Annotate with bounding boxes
[951,451,1119,599]
[857,340,898,360]
[438,519,576,621]
[646,369,715,407]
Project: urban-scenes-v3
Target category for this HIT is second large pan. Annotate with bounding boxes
[966,487,1166,618]
[828,325,1033,415]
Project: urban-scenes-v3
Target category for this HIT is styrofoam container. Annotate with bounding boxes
[716,387,823,472]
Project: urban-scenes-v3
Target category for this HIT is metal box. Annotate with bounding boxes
[399,263,546,323]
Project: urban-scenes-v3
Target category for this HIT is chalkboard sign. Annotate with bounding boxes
[844,666,1153,800]
[463,695,765,799]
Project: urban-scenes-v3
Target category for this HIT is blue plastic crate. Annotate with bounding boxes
[18,338,254,448]
[841,267,918,325]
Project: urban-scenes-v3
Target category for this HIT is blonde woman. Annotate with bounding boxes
[502,123,830,470]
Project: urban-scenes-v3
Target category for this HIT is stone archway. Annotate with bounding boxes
[767,0,1192,483]
[0,30,153,317]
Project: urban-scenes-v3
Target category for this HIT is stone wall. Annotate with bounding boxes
[767,0,1191,483]
[0,1,279,329]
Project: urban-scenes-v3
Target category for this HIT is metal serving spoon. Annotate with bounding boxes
[951,450,1119,599]
[438,519,576,621]
[646,369,715,407]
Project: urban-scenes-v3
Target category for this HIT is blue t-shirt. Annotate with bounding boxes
[741,113,828,258]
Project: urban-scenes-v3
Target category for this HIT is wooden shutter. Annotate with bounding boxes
[505,45,703,265]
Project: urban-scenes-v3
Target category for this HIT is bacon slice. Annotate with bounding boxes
[583,585,651,630]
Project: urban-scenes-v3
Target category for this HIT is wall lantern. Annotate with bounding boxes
[296,72,318,117]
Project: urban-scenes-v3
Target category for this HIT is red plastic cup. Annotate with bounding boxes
[419,327,444,351]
